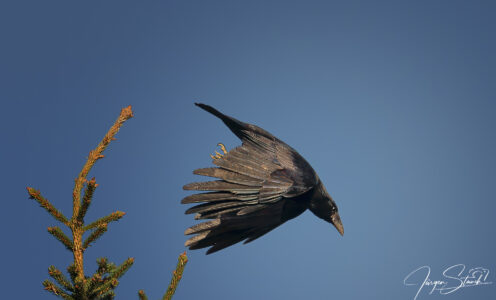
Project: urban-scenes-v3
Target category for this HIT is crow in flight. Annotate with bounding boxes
[182,103,343,254]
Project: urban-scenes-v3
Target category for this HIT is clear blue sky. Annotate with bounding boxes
[1,1,495,299]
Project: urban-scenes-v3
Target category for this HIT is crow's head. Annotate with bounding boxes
[330,207,344,236]
[308,181,344,236]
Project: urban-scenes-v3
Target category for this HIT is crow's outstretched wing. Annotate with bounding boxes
[182,103,318,254]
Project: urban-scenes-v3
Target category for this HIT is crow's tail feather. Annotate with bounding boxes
[195,103,247,140]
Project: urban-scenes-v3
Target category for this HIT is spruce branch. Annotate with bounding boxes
[72,105,133,218]
[87,272,103,294]
[163,252,188,300]
[71,276,86,298]
[27,187,69,225]
[84,211,126,231]
[110,257,135,280]
[47,226,74,251]
[77,177,97,222]
[90,278,119,299]
[99,290,116,300]
[66,264,78,284]
[87,258,115,297]
[42,279,74,300]
[138,290,148,300]
[85,257,112,296]
[30,106,189,299]
[138,252,188,300]
[83,224,108,250]
[48,265,74,293]
[96,257,110,275]
[70,105,133,281]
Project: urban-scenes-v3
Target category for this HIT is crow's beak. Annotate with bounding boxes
[331,212,344,236]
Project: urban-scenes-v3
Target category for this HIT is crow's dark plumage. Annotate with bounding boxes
[183,103,343,254]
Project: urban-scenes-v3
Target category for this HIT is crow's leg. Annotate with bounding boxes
[210,143,228,159]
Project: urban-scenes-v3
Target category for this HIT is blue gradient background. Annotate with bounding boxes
[1,1,495,299]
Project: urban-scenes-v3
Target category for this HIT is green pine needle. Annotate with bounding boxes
[47,226,73,251]
[138,290,149,300]
[42,279,73,300]
[83,224,108,250]
[77,178,97,222]
[84,211,125,231]
[48,265,74,292]
[110,257,135,280]
[27,187,69,225]
[163,252,188,300]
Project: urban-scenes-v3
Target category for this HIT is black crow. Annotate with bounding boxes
[183,103,343,254]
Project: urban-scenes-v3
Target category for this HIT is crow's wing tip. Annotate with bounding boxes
[183,183,196,190]
[195,102,209,109]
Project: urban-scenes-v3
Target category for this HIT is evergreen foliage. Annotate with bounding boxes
[27,106,187,299]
